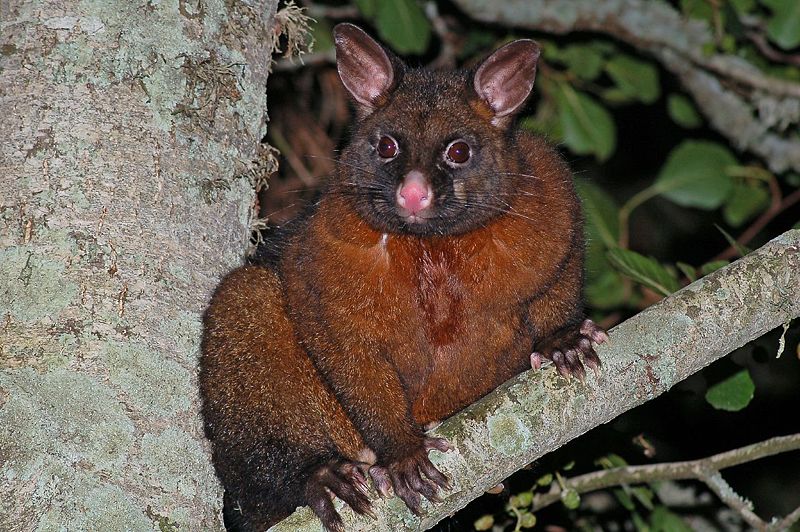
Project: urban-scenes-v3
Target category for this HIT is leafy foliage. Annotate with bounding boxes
[355,0,431,54]
[653,141,737,210]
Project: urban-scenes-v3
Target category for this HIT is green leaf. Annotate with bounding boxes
[700,260,730,276]
[724,182,770,227]
[354,0,378,18]
[520,512,537,528]
[576,181,620,247]
[650,505,693,532]
[676,262,697,282]
[516,491,533,507]
[537,473,553,486]
[632,486,655,510]
[578,180,627,308]
[653,140,737,209]
[705,369,755,411]
[605,54,660,104]
[597,453,628,469]
[602,87,637,104]
[681,0,715,20]
[560,43,606,81]
[632,511,650,532]
[607,248,680,296]
[473,515,494,531]
[667,94,702,128]
[555,82,617,161]
[375,0,431,55]
[763,0,800,50]
[613,487,636,511]
[730,0,757,15]
[561,488,581,510]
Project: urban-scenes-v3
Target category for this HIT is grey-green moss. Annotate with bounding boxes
[0,368,134,476]
[140,427,208,499]
[101,340,191,418]
[0,246,79,323]
[35,476,155,532]
[487,410,533,457]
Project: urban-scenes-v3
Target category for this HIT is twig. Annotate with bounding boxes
[746,30,800,67]
[700,471,763,529]
[530,433,800,530]
[771,504,800,531]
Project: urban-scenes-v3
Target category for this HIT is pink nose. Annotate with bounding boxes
[396,170,433,214]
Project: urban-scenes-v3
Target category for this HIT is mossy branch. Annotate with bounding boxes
[270,229,800,531]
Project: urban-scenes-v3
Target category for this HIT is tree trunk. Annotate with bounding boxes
[0,1,277,528]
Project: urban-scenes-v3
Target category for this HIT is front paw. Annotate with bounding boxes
[305,459,375,532]
[369,437,452,515]
[531,319,608,380]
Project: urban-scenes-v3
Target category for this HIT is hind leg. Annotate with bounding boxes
[200,266,373,530]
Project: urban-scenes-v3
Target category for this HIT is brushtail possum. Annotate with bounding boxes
[200,23,607,532]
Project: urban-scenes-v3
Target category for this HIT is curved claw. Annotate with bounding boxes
[531,319,608,379]
[369,465,393,497]
[380,437,451,516]
[580,319,610,344]
[306,459,377,531]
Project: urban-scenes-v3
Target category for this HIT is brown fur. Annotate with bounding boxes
[199,24,602,532]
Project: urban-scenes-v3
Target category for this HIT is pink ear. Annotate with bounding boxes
[474,40,541,118]
[334,24,397,111]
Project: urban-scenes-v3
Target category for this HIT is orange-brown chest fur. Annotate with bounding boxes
[282,136,578,424]
[290,216,525,423]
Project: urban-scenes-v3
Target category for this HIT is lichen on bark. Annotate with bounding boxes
[0,0,279,528]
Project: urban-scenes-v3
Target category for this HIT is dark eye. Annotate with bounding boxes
[377,135,399,159]
[446,140,470,164]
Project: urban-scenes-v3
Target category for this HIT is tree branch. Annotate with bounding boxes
[450,0,800,174]
[530,433,800,530]
[270,230,800,531]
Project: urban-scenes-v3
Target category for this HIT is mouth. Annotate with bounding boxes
[396,206,434,225]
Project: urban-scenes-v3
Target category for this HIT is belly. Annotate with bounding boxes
[409,305,529,425]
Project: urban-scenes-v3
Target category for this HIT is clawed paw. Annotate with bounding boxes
[372,437,452,516]
[306,459,376,532]
[531,319,608,380]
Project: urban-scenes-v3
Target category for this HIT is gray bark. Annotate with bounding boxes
[271,229,800,531]
[0,0,277,529]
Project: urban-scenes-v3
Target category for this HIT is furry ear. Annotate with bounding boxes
[473,40,541,120]
[334,24,399,112]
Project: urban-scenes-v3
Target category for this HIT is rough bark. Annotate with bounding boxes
[270,229,800,531]
[451,0,800,175]
[0,0,277,529]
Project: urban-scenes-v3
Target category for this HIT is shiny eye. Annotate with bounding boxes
[446,140,470,164]
[377,135,399,159]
